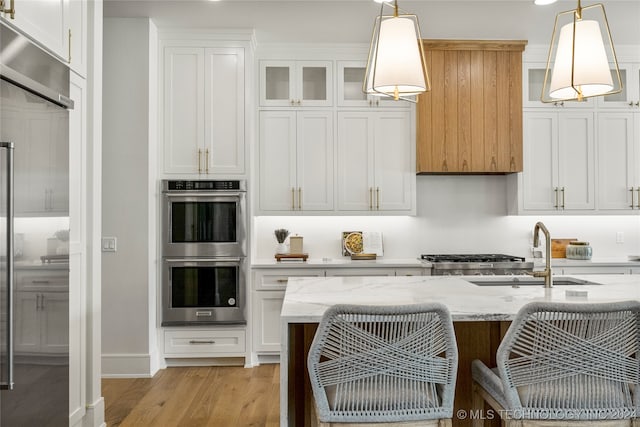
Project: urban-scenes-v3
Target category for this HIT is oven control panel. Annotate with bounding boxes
[164,180,246,191]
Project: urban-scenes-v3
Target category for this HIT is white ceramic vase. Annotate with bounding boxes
[276,242,288,254]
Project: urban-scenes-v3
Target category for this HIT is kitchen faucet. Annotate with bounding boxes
[528,221,553,288]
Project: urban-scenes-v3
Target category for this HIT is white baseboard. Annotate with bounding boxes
[256,353,280,365]
[164,357,245,367]
[101,353,155,378]
[82,397,105,427]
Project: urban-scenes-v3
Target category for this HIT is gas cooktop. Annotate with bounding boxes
[420,254,526,263]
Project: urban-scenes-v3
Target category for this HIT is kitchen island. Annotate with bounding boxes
[280,274,640,427]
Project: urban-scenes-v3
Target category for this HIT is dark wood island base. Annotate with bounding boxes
[286,321,510,427]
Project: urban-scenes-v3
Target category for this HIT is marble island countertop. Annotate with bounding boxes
[281,274,640,323]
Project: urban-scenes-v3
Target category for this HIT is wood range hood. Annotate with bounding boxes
[416,39,528,175]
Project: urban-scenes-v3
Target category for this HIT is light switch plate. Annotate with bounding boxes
[102,237,117,252]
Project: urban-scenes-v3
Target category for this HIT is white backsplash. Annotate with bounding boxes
[253,176,640,260]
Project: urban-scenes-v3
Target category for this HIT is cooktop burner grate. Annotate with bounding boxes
[420,254,526,263]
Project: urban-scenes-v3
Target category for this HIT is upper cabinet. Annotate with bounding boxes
[523,63,594,109]
[161,45,246,176]
[597,63,640,110]
[520,111,594,212]
[416,40,527,174]
[337,111,414,212]
[259,60,332,107]
[336,61,408,109]
[597,113,640,211]
[68,0,86,76]
[1,0,69,63]
[258,111,333,212]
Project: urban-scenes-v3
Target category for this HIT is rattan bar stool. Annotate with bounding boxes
[307,303,458,427]
[471,301,640,427]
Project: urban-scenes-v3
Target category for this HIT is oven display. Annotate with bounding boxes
[171,201,236,243]
[171,266,238,308]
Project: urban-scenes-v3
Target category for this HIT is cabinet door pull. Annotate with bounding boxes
[376,187,380,210]
[31,280,51,284]
[369,188,373,210]
[276,279,288,283]
[630,187,635,209]
[205,148,209,174]
[197,149,202,174]
[635,101,640,107]
[291,188,295,211]
[298,187,302,210]
[40,295,45,310]
[636,187,640,209]
[553,187,558,209]
[629,101,635,107]
[561,187,565,210]
[189,340,215,345]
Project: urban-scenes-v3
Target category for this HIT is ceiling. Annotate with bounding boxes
[104,1,640,45]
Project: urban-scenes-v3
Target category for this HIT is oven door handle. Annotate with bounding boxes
[165,258,242,263]
[164,192,245,198]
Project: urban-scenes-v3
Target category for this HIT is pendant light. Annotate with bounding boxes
[363,0,430,102]
[541,0,622,103]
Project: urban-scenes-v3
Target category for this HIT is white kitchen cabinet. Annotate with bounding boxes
[521,111,594,211]
[258,111,333,212]
[559,266,631,275]
[162,46,245,175]
[597,63,640,110]
[597,112,640,211]
[631,268,640,275]
[252,291,285,353]
[0,104,68,215]
[14,270,68,355]
[164,328,246,357]
[260,60,332,107]
[337,111,414,212]
[252,269,323,354]
[325,268,396,277]
[68,0,87,77]
[1,0,70,63]
[336,61,409,109]
[523,63,594,109]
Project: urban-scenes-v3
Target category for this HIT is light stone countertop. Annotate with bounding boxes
[281,274,640,323]
[253,257,640,269]
[252,257,426,268]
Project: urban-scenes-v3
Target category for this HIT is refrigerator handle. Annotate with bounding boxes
[1,141,14,391]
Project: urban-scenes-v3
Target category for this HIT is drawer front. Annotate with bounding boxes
[395,268,424,276]
[164,329,246,355]
[253,269,324,290]
[17,271,68,291]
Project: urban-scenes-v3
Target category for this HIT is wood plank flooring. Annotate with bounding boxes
[102,364,280,427]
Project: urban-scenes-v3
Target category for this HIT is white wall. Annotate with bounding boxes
[254,175,640,260]
[102,17,158,377]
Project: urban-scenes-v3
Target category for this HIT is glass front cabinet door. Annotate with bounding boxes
[260,60,332,107]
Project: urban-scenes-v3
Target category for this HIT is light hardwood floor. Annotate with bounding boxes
[102,364,280,426]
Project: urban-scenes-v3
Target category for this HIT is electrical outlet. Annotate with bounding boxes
[616,232,624,244]
[102,237,117,252]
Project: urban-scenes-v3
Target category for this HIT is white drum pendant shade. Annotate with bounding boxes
[549,19,613,99]
[369,16,426,97]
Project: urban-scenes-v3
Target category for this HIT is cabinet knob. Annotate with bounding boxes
[635,101,640,107]
[290,99,295,106]
[629,101,635,107]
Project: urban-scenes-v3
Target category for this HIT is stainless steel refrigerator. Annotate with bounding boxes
[0,22,72,426]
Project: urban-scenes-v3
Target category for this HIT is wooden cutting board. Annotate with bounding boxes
[551,238,578,258]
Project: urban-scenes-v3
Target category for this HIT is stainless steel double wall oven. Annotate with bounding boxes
[162,180,247,325]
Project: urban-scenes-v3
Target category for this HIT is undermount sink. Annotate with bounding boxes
[468,277,603,287]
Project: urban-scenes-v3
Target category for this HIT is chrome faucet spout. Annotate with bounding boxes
[529,221,553,288]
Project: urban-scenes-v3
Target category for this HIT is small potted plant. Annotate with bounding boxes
[274,229,289,254]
